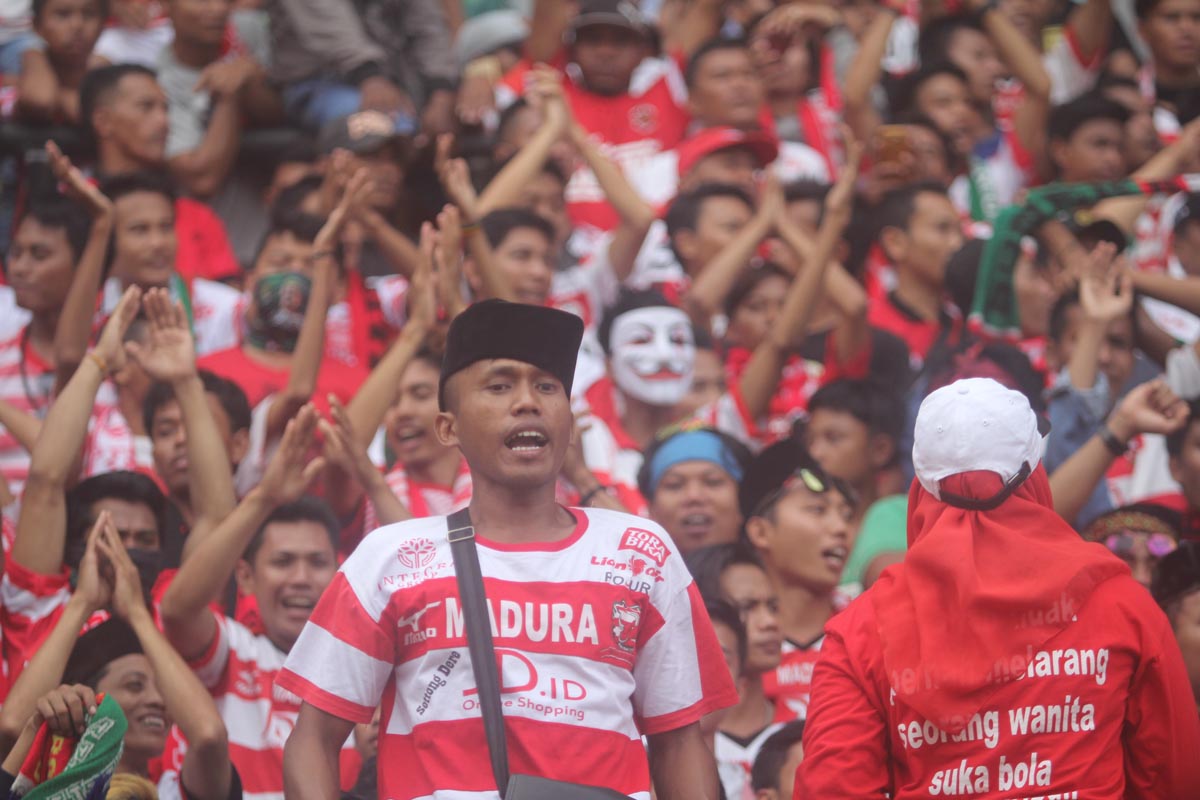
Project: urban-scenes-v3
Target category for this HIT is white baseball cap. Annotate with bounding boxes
[913,378,1048,504]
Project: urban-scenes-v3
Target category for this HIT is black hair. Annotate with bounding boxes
[890,61,969,117]
[1136,0,1167,17]
[877,181,950,238]
[1095,73,1141,94]
[33,0,109,25]
[891,110,962,175]
[253,208,328,268]
[724,262,791,320]
[685,36,751,88]
[918,14,985,69]
[243,496,340,564]
[1152,540,1200,610]
[598,287,676,355]
[17,196,92,262]
[704,598,747,672]
[79,64,157,139]
[750,721,807,792]
[276,136,321,166]
[664,183,755,265]
[100,170,177,207]
[637,425,753,500]
[1047,289,1080,343]
[684,542,766,604]
[65,471,169,568]
[808,379,905,444]
[1047,92,1131,143]
[143,368,252,439]
[1167,399,1200,457]
[271,174,324,224]
[479,207,556,250]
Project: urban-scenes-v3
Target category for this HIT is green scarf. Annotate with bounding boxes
[11,694,127,800]
[969,178,1188,339]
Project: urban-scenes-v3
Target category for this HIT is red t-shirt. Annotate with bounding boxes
[197,347,368,411]
[174,198,241,284]
[499,54,690,232]
[795,575,1200,799]
[867,292,962,369]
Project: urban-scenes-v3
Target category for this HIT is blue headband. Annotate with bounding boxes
[647,431,743,496]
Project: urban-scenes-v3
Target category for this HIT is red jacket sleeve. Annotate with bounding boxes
[1122,605,1200,798]
[794,604,892,800]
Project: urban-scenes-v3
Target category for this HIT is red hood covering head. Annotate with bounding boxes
[871,465,1128,731]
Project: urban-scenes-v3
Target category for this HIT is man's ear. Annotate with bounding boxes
[879,225,907,265]
[868,433,896,472]
[434,410,460,449]
[235,559,254,597]
[744,515,771,550]
[229,429,250,468]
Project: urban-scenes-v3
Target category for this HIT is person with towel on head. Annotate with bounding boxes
[795,377,1200,799]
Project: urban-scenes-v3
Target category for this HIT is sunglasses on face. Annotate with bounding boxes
[1104,532,1177,559]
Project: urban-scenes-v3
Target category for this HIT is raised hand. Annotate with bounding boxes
[34,684,98,739]
[1079,243,1133,324]
[435,134,480,219]
[94,512,150,622]
[315,168,371,254]
[75,512,114,614]
[46,141,113,219]
[259,404,326,506]
[92,285,142,373]
[525,64,571,136]
[124,288,196,384]
[823,126,864,231]
[319,396,379,490]
[411,221,441,331]
[1111,378,1188,439]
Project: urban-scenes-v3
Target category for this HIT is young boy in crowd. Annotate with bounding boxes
[16,0,104,122]
[1047,93,1131,183]
[804,379,906,529]
[749,721,806,800]
[866,182,965,368]
[740,439,856,723]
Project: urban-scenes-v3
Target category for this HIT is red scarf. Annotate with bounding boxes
[872,466,1128,730]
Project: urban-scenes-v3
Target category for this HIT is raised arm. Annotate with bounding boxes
[11,287,140,576]
[1131,272,1200,317]
[15,50,61,122]
[125,290,236,555]
[647,722,721,800]
[266,173,367,441]
[525,0,575,64]
[47,141,115,389]
[284,703,356,800]
[685,179,780,326]
[1096,120,1200,233]
[842,4,897,146]
[1067,244,1130,393]
[0,514,112,755]
[968,0,1052,157]
[99,518,233,800]
[1064,0,1113,67]
[1050,379,1186,523]
[0,399,40,454]
[739,139,862,422]
[160,406,325,660]
[659,0,724,59]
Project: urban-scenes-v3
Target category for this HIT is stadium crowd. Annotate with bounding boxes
[0,0,1196,797]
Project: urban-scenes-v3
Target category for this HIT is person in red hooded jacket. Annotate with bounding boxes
[795,377,1200,800]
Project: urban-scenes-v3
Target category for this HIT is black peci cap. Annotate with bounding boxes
[439,300,584,410]
[739,439,848,519]
[63,617,144,687]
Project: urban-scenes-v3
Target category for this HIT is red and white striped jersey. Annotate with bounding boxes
[277,508,738,799]
[0,559,72,702]
[187,613,361,800]
[0,330,53,499]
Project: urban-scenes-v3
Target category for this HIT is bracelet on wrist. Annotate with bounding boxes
[1099,425,1129,457]
[86,351,108,375]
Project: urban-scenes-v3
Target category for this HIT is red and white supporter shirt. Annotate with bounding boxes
[0,330,53,498]
[277,508,738,799]
[0,559,72,702]
[188,613,361,800]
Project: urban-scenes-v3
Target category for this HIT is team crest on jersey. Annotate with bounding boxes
[398,538,438,569]
[628,103,658,135]
[611,600,641,652]
[619,528,670,567]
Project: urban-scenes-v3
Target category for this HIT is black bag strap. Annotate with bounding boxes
[446,507,511,796]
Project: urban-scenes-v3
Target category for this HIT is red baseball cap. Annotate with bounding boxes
[675,127,779,180]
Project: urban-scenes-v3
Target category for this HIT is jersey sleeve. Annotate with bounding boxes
[188,611,234,690]
[1121,603,1200,797]
[276,570,395,724]
[794,611,892,799]
[0,559,71,678]
[632,580,738,735]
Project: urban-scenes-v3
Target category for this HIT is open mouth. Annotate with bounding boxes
[138,713,167,733]
[282,597,316,612]
[677,513,713,537]
[505,430,548,452]
[821,546,848,573]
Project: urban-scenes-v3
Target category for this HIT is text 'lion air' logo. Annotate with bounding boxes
[397,538,438,570]
[619,528,670,567]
